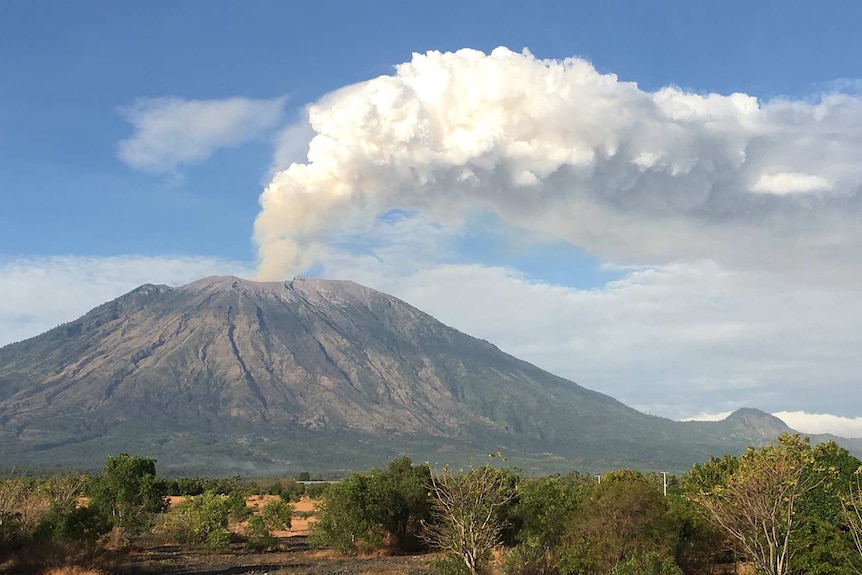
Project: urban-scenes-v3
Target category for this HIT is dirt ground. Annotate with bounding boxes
[113,495,434,575]
[118,537,434,575]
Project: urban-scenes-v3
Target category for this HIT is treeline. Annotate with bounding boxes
[3,434,862,575]
[310,436,862,575]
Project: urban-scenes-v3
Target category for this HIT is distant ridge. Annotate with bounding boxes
[0,276,856,474]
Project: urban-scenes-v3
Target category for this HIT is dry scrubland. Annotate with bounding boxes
[5,435,862,575]
[3,493,435,575]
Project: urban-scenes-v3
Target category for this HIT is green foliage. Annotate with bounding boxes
[244,515,278,551]
[558,471,678,575]
[789,517,859,575]
[225,490,252,522]
[311,456,431,554]
[260,499,292,531]
[88,453,167,537]
[510,473,586,549]
[790,442,862,574]
[610,550,683,575]
[305,482,330,498]
[665,494,724,575]
[502,544,559,575]
[684,434,862,575]
[430,552,473,575]
[164,490,232,549]
[35,504,109,544]
[265,478,305,501]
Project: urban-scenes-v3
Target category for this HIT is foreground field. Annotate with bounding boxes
[120,537,433,575]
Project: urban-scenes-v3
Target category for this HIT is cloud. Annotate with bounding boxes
[305,236,862,423]
[244,47,862,427]
[0,255,254,347]
[773,411,862,438]
[750,172,831,195]
[117,96,287,175]
[254,47,862,282]
[681,412,734,422]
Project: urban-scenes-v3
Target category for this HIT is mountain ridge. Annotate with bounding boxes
[0,276,855,474]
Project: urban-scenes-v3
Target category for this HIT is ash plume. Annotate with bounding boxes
[254,47,862,281]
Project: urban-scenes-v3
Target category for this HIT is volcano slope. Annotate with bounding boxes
[0,276,829,474]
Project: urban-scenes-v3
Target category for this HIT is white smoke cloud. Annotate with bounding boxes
[117,96,287,175]
[0,255,254,347]
[254,47,862,282]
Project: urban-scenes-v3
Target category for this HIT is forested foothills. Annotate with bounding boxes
[2,435,862,575]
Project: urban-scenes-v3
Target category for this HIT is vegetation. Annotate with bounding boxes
[685,434,862,575]
[4,436,862,575]
[87,453,167,542]
[310,456,431,554]
[163,490,233,549]
[425,462,517,575]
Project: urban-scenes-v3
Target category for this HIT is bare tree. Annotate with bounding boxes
[424,463,516,575]
[40,474,87,511]
[685,434,824,575]
[842,465,862,565]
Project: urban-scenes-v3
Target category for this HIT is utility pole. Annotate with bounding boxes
[661,472,667,497]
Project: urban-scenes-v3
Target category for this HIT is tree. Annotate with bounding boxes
[685,434,824,575]
[558,470,679,574]
[310,456,431,554]
[839,461,862,573]
[246,499,293,551]
[88,454,167,540]
[790,441,861,575]
[424,463,517,575]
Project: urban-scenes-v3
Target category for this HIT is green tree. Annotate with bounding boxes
[511,473,586,549]
[610,550,683,575]
[790,441,861,574]
[685,434,825,575]
[164,490,232,549]
[245,498,293,551]
[558,470,679,574]
[311,472,384,553]
[88,454,167,540]
[310,456,430,554]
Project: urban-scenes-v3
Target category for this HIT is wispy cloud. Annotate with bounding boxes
[117,96,287,176]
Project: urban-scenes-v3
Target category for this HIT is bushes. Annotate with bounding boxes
[245,499,293,551]
[310,456,430,554]
[163,491,232,549]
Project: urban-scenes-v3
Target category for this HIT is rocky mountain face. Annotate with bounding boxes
[0,276,850,474]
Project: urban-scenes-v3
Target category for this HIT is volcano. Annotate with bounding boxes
[0,276,843,474]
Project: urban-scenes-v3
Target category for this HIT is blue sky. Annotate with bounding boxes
[4,1,862,435]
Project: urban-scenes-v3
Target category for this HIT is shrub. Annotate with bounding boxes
[611,551,683,575]
[260,499,293,531]
[310,457,430,554]
[503,545,559,575]
[244,515,279,552]
[430,553,473,575]
[164,490,231,550]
